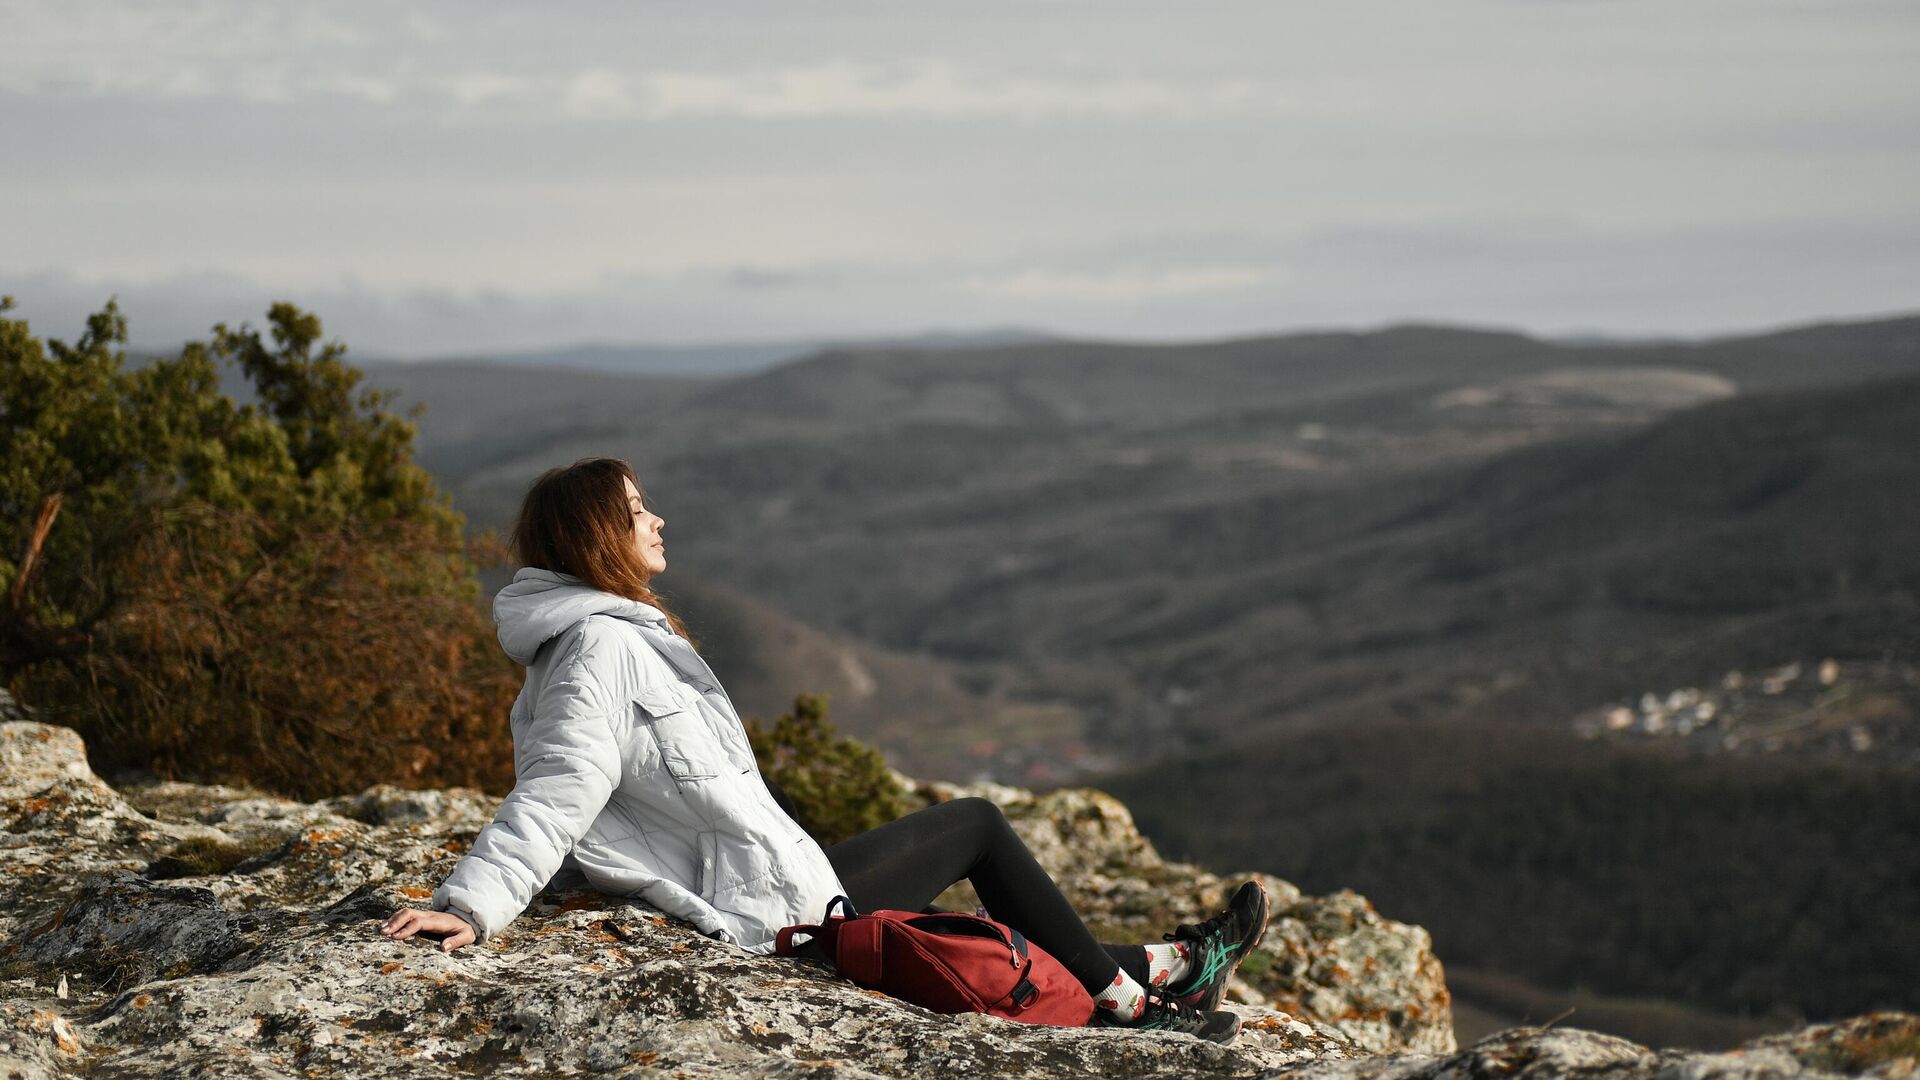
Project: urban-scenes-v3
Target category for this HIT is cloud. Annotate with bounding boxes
[1,2,1300,122]
[444,73,538,108]
[1,1,374,101]
[960,263,1287,301]
[2,49,1297,123]
[625,61,1290,121]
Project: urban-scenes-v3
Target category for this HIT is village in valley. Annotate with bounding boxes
[1571,656,1919,765]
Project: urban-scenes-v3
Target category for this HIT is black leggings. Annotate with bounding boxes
[822,797,1150,994]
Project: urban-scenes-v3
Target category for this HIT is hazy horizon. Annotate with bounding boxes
[15,301,1919,368]
[6,0,1919,356]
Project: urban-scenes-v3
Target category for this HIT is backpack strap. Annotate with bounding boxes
[775,895,860,960]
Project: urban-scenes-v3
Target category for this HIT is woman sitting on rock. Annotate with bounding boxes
[380,456,1269,1043]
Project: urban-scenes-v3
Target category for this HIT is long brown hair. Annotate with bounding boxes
[508,457,696,644]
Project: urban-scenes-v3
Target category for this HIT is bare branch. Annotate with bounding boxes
[7,492,62,612]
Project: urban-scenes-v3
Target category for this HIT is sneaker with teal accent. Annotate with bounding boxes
[1162,879,1270,1011]
[1092,994,1241,1044]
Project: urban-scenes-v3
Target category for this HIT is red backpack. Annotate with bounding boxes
[776,896,1095,1027]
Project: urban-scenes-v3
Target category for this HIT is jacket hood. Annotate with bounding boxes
[493,566,670,666]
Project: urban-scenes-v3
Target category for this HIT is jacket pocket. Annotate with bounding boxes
[634,684,725,782]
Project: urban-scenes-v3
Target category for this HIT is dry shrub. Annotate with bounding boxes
[14,502,521,800]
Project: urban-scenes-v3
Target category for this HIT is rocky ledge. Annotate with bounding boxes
[1,718,1913,1079]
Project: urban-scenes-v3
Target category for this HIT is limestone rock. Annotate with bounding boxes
[1263,1013,1920,1080]
[0,718,1352,1076]
[2,717,1913,1078]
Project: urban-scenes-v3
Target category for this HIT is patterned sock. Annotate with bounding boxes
[1095,968,1150,1022]
[1144,941,1194,989]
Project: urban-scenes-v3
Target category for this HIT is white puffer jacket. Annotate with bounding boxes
[429,566,847,952]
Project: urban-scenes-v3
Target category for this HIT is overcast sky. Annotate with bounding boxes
[4,0,1918,357]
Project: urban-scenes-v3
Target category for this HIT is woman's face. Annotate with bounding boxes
[624,476,667,575]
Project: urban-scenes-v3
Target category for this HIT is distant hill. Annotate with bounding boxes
[678,314,1920,429]
[373,312,1920,782]
[1646,313,1920,387]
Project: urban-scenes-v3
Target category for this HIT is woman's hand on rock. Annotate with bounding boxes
[380,907,475,952]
